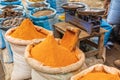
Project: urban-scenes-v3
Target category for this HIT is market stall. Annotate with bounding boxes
[0,0,119,80]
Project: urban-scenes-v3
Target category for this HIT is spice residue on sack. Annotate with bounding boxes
[33,9,53,17]
[78,71,120,80]
[10,19,48,40]
[31,35,79,67]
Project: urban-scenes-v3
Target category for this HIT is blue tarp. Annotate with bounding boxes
[100,20,112,45]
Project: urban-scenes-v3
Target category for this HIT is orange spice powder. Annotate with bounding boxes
[60,28,80,51]
[10,19,47,40]
[78,71,120,80]
[31,35,79,67]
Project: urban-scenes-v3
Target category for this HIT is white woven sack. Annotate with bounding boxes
[71,64,120,80]
[25,41,85,80]
[11,50,31,80]
[5,26,52,80]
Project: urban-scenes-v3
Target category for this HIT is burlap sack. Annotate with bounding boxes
[5,26,52,80]
[71,64,120,80]
[25,41,85,80]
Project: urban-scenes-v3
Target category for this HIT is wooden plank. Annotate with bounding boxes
[84,39,98,48]
[85,50,98,58]
[53,26,63,38]
[53,22,107,40]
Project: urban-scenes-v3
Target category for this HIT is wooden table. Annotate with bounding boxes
[53,22,107,58]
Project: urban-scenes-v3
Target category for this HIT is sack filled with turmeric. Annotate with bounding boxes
[31,35,79,67]
[71,64,120,80]
[78,71,120,80]
[10,18,48,40]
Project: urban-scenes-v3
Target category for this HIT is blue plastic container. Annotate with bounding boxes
[27,2,50,11]
[29,7,57,30]
[0,30,5,49]
[0,0,21,5]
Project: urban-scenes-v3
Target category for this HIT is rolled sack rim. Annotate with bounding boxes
[71,64,120,80]
[27,2,50,10]
[25,41,85,74]
[29,7,56,20]
[5,26,52,46]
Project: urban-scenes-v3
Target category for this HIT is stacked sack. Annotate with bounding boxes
[5,19,52,80]
[0,0,25,62]
[25,27,85,80]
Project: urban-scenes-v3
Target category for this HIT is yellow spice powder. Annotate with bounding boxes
[10,19,47,40]
[31,35,79,67]
[78,71,120,80]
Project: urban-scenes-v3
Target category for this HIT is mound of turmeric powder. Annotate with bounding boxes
[78,71,120,80]
[10,19,47,40]
[61,28,80,51]
[31,35,79,67]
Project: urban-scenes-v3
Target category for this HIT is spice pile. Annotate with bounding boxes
[31,28,80,67]
[78,71,120,80]
[10,19,48,40]
[29,3,47,8]
[29,0,44,2]
[2,17,24,28]
[31,35,79,67]
[33,9,53,17]
[0,9,22,18]
[2,5,17,10]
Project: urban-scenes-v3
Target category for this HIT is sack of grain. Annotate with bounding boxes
[5,19,52,80]
[71,64,120,80]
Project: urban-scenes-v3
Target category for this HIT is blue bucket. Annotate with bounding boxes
[29,7,57,30]
[0,0,21,5]
[27,2,50,11]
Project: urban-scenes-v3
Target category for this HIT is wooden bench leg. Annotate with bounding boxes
[97,34,105,58]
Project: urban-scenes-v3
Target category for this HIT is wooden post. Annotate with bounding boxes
[97,33,105,58]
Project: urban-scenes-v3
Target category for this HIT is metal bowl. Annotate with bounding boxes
[62,2,88,11]
[77,8,105,15]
